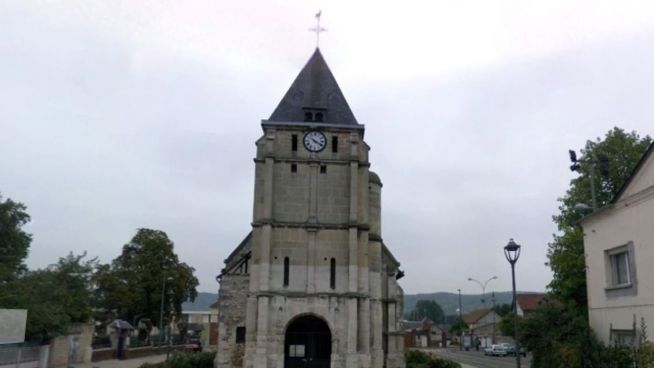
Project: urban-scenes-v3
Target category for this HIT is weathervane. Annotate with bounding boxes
[309,10,327,48]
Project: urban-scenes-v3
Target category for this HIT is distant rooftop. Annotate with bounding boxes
[516,293,547,312]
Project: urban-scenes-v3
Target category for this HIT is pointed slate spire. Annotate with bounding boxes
[269,49,358,125]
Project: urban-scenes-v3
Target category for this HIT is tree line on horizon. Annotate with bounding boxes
[0,199,199,343]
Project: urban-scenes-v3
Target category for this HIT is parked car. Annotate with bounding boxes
[506,344,527,357]
[483,344,508,357]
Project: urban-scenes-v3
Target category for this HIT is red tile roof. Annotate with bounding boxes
[463,308,492,324]
[516,293,547,312]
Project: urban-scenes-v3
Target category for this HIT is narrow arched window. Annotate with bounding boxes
[330,258,336,289]
[284,257,290,287]
[235,327,245,343]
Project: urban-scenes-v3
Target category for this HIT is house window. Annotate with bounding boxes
[320,165,327,174]
[611,252,630,286]
[332,136,338,153]
[284,257,290,287]
[292,134,298,151]
[304,112,313,122]
[291,164,297,173]
[606,244,633,288]
[611,329,635,346]
[315,112,323,122]
[330,258,336,289]
[235,327,246,343]
[288,344,305,357]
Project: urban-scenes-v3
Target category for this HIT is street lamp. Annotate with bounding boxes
[467,276,498,305]
[504,238,522,368]
[467,276,498,346]
[159,275,167,348]
[159,275,174,348]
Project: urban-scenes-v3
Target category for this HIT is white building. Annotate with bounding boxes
[581,143,654,345]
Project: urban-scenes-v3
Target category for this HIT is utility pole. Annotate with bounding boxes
[569,140,609,211]
[458,289,463,351]
[491,292,496,344]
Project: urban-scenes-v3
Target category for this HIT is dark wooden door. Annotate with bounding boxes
[285,316,331,368]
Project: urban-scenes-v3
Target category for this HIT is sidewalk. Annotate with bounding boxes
[73,354,167,368]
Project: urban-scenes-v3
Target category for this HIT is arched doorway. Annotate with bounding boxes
[284,315,331,368]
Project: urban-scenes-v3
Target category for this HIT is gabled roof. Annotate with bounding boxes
[516,293,547,312]
[611,141,654,203]
[217,232,252,280]
[463,308,493,324]
[402,320,423,331]
[223,232,252,265]
[269,48,358,126]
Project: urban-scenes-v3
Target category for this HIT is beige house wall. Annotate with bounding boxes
[582,174,654,344]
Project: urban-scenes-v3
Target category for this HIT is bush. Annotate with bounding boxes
[405,349,461,368]
[138,351,215,368]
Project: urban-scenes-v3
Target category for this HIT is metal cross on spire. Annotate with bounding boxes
[309,10,327,48]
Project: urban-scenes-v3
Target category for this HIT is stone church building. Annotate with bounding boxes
[215,48,405,368]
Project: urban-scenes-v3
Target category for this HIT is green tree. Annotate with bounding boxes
[492,303,511,317]
[548,127,651,311]
[1,253,97,342]
[0,194,32,282]
[408,299,445,323]
[524,127,652,367]
[519,302,587,367]
[498,311,528,339]
[95,228,199,334]
[450,317,469,336]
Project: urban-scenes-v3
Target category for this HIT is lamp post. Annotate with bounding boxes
[159,275,167,348]
[491,291,496,344]
[467,276,498,305]
[504,238,522,368]
[467,276,497,348]
[159,275,174,349]
[457,288,463,351]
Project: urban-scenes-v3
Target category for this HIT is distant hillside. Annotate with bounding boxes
[405,291,523,316]
[182,291,543,316]
[182,292,218,311]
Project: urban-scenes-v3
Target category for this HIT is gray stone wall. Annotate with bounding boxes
[216,274,250,368]
[218,121,404,368]
[272,162,311,223]
[368,177,381,239]
[316,164,350,224]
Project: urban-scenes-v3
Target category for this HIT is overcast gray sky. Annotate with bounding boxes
[2,1,654,296]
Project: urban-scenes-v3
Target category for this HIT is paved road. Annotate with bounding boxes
[436,348,530,368]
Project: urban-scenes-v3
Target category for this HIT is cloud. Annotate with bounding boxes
[1,1,653,294]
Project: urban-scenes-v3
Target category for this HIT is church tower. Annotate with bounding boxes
[216,49,405,368]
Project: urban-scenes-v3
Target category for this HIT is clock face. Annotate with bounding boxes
[303,131,327,152]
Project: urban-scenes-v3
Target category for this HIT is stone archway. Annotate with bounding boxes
[284,315,331,368]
